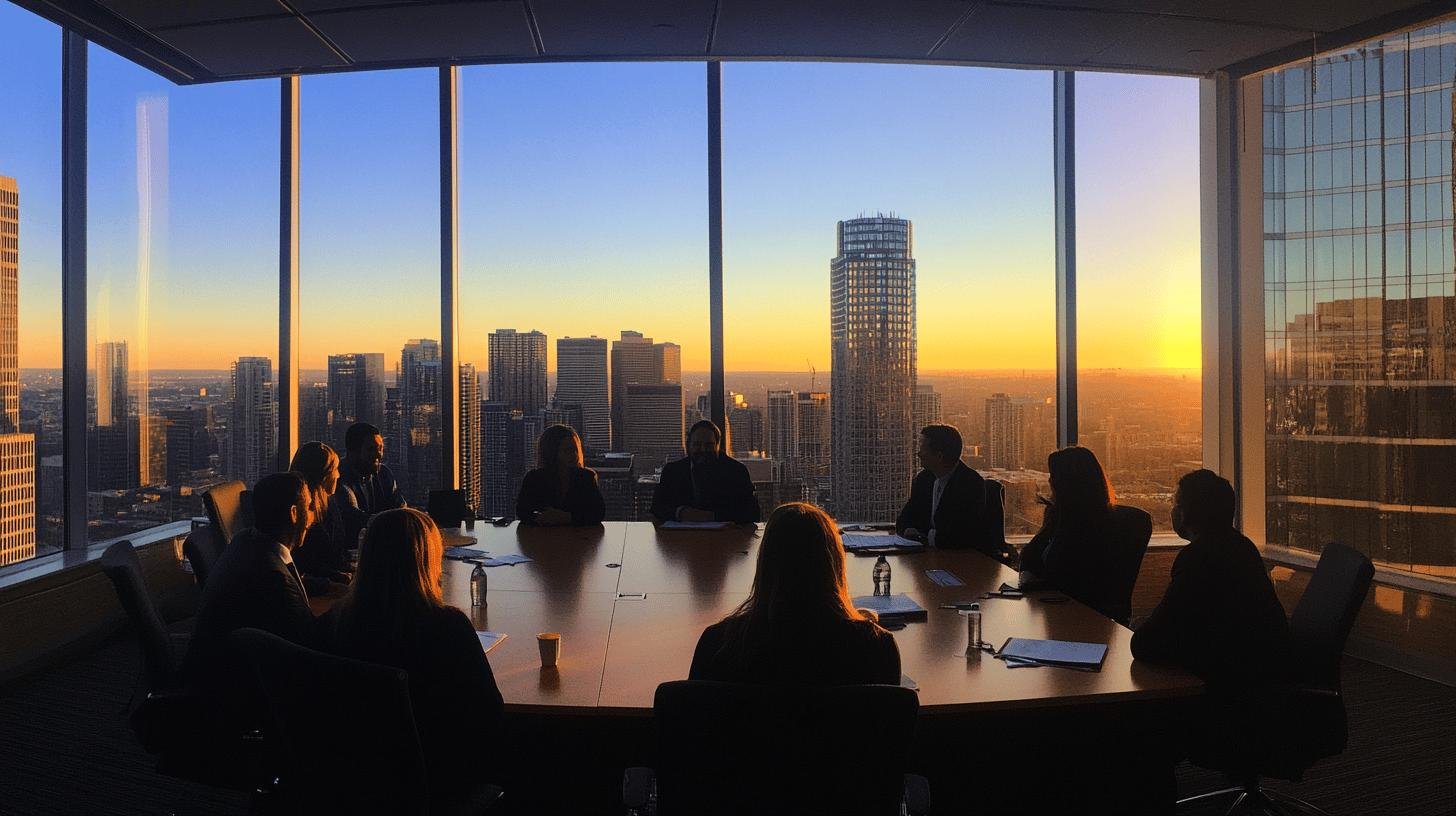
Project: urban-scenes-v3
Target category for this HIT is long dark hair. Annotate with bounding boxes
[1037,446,1116,536]
[333,508,444,647]
[537,424,584,472]
[720,503,871,655]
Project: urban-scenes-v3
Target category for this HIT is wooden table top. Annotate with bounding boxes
[330,521,1201,715]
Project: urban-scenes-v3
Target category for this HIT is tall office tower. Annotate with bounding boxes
[985,393,1027,470]
[766,390,796,463]
[94,340,129,428]
[459,363,482,515]
[728,404,764,455]
[509,412,543,511]
[488,329,548,418]
[326,352,386,443]
[830,215,917,521]
[0,176,35,565]
[655,342,681,383]
[795,391,830,477]
[399,339,442,507]
[480,402,513,517]
[586,451,636,521]
[163,406,214,485]
[622,382,684,468]
[913,383,943,432]
[555,336,610,452]
[611,330,682,449]
[299,383,330,448]
[229,357,275,487]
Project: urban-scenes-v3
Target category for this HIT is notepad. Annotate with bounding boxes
[842,533,924,552]
[444,546,490,560]
[480,554,532,567]
[659,520,733,530]
[851,593,929,622]
[475,631,508,655]
[997,637,1108,671]
[925,569,965,587]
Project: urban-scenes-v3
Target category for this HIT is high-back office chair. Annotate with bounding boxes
[232,627,502,816]
[624,681,927,816]
[203,480,249,554]
[983,479,1017,566]
[182,527,221,589]
[1178,542,1374,816]
[100,540,179,695]
[427,488,472,529]
[1103,510,1153,626]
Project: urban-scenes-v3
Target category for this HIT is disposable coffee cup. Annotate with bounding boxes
[537,632,561,667]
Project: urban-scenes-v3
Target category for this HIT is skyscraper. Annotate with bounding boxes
[830,215,916,521]
[0,176,35,565]
[95,340,128,428]
[795,391,830,478]
[327,352,386,444]
[913,383,943,431]
[985,393,1029,470]
[299,383,330,448]
[459,362,482,515]
[611,330,681,453]
[488,329,547,417]
[398,339,442,507]
[481,401,512,518]
[555,336,610,452]
[229,356,275,488]
[766,390,796,463]
[622,382,684,468]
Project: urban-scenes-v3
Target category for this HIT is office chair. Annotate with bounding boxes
[232,628,502,816]
[1177,542,1374,816]
[182,527,222,589]
[1103,507,1153,626]
[100,540,180,696]
[203,480,249,555]
[624,681,928,816]
[982,479,1018,567]
[427,488,472,529]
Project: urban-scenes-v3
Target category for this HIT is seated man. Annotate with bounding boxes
[183,472,319,718]
[336,421,406,543]
[895,424,996,556]
[652,419,760,524]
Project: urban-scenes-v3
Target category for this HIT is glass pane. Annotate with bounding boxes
[724,63,1055,531]
[87,44,278,545]
[1076,74,1202,535]
[459,63,706,520]
[300,70,438,507]
[0,4,61,563]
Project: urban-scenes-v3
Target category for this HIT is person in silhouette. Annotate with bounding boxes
[652,419,760,524]
[290,441,351,590]
[336,422,406,543]
[515,424,606,525]
[1018,446,1152,624]
[184,472,319,715]
[326,508,505,798]
[690,502,900,685]
[896,424,999,555]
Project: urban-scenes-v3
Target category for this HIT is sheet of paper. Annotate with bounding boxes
[925,569,965,587]
[851,592,927,618]
[444,546,490,560]
[659,520,732,530]
[999,638,1108,669]
[481,554,532,567]
[475,631,508,655]
[841,533,920,550]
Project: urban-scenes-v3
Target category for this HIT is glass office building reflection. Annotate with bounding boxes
[1263,20,1456,576]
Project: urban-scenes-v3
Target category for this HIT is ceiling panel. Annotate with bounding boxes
[934,5,1147,68]
[532,0,715,57]
[289,0,411,11]
[1161,0,1429,34]
[309,2,536,62]
[97,0,286,30]
[1091,15,1309,75]
[712,0,971,59]
[153,16,347,76]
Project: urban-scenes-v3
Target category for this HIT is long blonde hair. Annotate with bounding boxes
[335,508,445,645]
[289,441,339,518]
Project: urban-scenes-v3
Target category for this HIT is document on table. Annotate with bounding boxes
[659,520,732,530]
[480,554,532,567]
[444,546,490,560]
[851,593,929,621]
[997,638,1108,671]
[476,631,508,655]
[841,533,922,551]
[924,569,965,587]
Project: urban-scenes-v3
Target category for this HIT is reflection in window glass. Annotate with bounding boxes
[0,4,61,563]
[87,44,278,544]
[1264,24,1456,578]
[724,63,1054,530]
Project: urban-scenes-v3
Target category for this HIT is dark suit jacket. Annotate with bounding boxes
[651,456,760,524]
[690,615,900,686]
[895,462,993,556]
[1019,504,1152,624]
[337,462,406,542]
[515,467,606,525]
[294,498,350,581]
[182,528,318,710]
[326,605,505,796]
[1131,527,1292,692]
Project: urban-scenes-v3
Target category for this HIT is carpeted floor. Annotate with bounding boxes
[1,634,1451,815]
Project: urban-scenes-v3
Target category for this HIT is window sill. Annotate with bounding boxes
[0,520,194,592]
[1261,543,1456,598]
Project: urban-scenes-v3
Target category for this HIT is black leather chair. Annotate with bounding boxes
[983,479,1018,567]
[1104,510,1153,626]
[232,627,502,816]
[203,480,249,555]
[182,527,222,589]
[100,540,180,695]
[624,681,927,816]
[1178,542,1374,815]
[427,488,472,529]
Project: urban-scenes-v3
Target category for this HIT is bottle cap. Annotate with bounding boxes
[969,602,980,611]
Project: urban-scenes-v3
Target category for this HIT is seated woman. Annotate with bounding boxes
[289,441,351,589]
[515,424,605,525]
[326,508,505,796]
[1018,446,1151,625]
[690,502,900,686]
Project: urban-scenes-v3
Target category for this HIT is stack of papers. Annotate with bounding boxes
[444,546,490,560]
[841,533,925,553]
[479,554,532,567]
[659,520,732,530]
[851,593,928,622]
[996,638,1107,671]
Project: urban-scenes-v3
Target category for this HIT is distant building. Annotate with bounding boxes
[0,177,35,564]
[327,352,386,445]
[459,363,482,515]
[397,339,442,506]
[623,382,684,468]
[610,331,679,450]
[228,357,275,487]
[555,336,610,452]
[727,403,764,455]
[488,329,548,418]
[913,383,942,430]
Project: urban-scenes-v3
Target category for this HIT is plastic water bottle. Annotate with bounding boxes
[872,555,891,596]
[470,563,488,607]
[966,602,983,654]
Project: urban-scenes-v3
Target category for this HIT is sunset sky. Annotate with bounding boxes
[3,2,1200,376]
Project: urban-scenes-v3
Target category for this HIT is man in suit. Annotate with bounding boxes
[336,421,406,542]
[652,420,760,524]
[183,472,319,719]
[896,425,996,556]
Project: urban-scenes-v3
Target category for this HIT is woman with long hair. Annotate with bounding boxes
[328,508,504,795]
[515,424,605,525]
[1018,445,1152,624]
[689,502,900,685]
[289,441,350,586]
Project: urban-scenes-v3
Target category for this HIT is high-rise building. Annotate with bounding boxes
[481,401,513,518]
[0,176,33,566]
[459,363,482,516]
[728,404,764,455]
[913,383,943,431]
[796,391,830,478]
[555,336,610,452]
[229,357,275,487]
[830,215,916,521]
[327,352,386,444]
[95,340,128,428]
[985,393,1024,470]
[398,339,442,507]
[622,382,684,468]
[299,383,330,448]
[488,329,548,417]
[766,390,796,463]
[610,331,680,450]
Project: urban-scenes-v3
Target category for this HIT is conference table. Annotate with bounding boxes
[399,521,1201,716]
